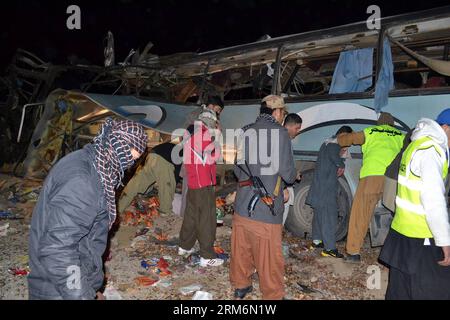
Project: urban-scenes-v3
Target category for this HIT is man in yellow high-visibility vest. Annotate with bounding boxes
[338,112,404,262]
[380,109,450,300]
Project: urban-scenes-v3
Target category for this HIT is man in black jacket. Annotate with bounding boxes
[28,118,147,300]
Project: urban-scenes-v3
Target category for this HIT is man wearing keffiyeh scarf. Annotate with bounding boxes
[28,118,147,300]
[93,118,148,227]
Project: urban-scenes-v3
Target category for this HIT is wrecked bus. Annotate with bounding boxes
[15,6,450,247]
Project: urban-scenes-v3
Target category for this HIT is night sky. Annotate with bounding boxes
[0,0,449,73]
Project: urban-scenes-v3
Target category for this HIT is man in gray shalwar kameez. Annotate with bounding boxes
[306,126,353,258]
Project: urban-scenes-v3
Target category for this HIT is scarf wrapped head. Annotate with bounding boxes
[93,118,147,228]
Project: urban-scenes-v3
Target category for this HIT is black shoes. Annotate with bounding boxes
[321,249,344,258]
[344,254,361,264]
[234,286,253,299]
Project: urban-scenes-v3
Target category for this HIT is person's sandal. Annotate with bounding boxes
[234,286,253,299]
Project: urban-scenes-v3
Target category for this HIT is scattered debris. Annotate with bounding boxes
[157,257,170,270]
[135,227,150,237]
[216,208,225,227]
[0,223,9,236]
[214,246,229,261]
[2,183,41,204]
[0,211,23,220]
[134,276,159,287]
[282,243,290,258]
[216,197,226,226]
[196,268,207,275]
[131,235,148,249]
[225,192,236,205]
[170,263,186,273]
[156,279,172,289]
[214,246,225,254]
[8,268,29,276]
[179,284,203,295]
[154,228,168,241]
[103,284,123,300]
[186,254,201,267]
[16,187,41,202]
[141,258,159,270]
[297,282,321,294]
[192,291,213,300]
[216,198,226,208]
[122,195,160,227]
[140,257,172,277]
[0,173,388,300]
[150,234,179,246]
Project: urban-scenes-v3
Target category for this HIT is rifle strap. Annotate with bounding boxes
[273,176,282,197]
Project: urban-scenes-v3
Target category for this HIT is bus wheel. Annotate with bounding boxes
[285,170,352,242]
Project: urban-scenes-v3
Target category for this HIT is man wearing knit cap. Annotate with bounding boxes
[338,112,405,263]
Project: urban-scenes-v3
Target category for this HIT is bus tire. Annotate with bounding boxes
[285,170,352,242]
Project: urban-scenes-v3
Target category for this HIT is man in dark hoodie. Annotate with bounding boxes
[306,126,353,258]
[28,118,147,300]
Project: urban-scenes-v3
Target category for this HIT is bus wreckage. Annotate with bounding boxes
[2,6,450,246]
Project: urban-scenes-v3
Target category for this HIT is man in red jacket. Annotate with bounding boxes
[178,109,224,267]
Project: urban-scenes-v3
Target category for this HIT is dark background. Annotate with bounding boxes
[0,0,449,72]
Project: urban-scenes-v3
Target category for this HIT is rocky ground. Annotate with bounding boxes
[0,174,388,300]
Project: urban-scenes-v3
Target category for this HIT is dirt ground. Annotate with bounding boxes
[0,174,388,300]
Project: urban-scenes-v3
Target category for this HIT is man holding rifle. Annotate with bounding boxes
[230,95,299,300]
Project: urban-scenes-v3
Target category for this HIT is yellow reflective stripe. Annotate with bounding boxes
[395,196,425,215]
